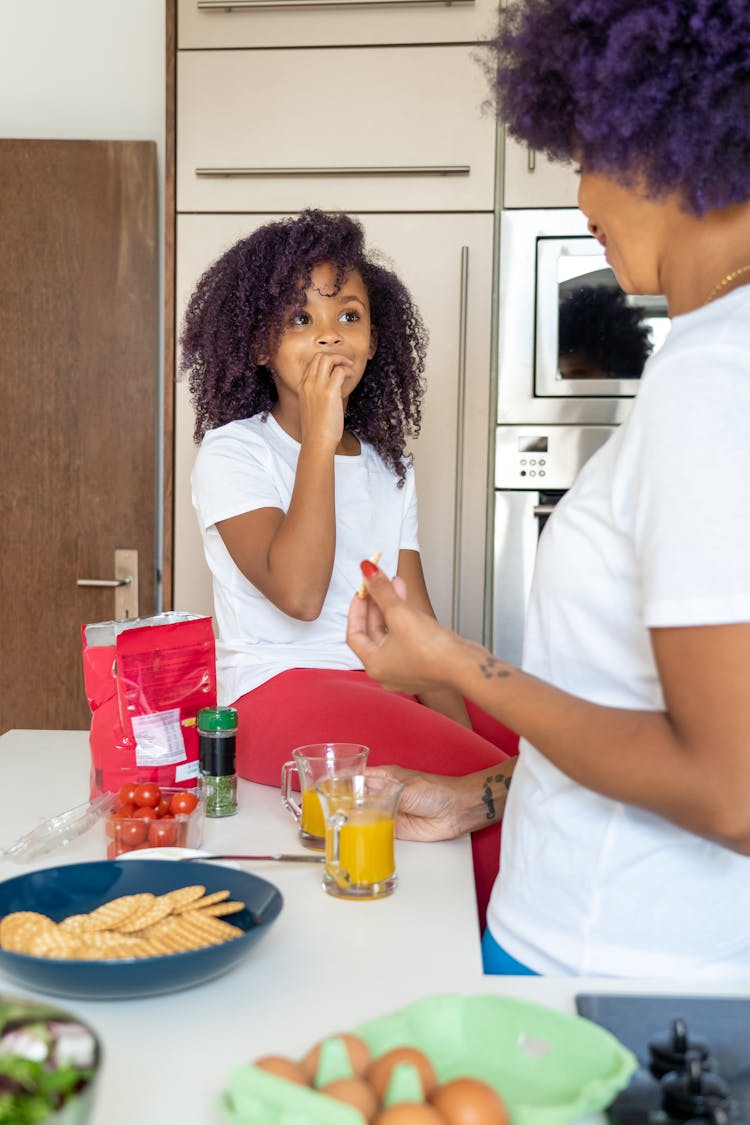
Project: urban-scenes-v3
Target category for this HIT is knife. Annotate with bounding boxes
[181,853,325,863]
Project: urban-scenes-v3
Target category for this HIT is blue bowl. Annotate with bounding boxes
[0,860,283,1000]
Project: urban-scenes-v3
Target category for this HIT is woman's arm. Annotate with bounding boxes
[395,550,471,727]
[366,761,518,840]
[348,569,750,852]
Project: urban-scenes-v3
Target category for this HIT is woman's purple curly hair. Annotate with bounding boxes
[484,0,750,215]
[179,209,427,483]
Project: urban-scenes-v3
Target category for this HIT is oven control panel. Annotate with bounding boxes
[494,424,616,490]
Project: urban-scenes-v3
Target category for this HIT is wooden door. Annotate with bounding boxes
[1,140,158,732]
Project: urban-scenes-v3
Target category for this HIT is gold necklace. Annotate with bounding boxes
[703,263,750,306]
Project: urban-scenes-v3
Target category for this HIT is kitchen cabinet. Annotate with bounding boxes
[167,0,498,643]
[177,0,499,48]
[503,134,579,208]
[173,211,494,641]
[177,46,496,214]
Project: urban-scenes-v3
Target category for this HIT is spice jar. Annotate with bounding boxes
[198,706,238,818]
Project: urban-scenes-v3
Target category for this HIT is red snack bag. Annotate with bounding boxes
[81,612,216,798]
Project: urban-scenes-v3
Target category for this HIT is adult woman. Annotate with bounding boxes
[349,0,750,976]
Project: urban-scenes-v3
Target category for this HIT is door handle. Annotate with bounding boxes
[77,549,139,620]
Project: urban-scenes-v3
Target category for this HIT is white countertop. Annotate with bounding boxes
[2,729,748,1125]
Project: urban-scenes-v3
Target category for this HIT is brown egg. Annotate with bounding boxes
[374,1105,447,1125]
[430,1077,511,1125]
[367,1046,438,1101]
[301,1032,373,1084]
[252,1055,309,1086]
[319,1077,380,1123]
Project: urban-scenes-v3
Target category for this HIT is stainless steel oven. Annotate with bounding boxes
[490,209,669,662]
[492,424,615,664]
[496,209,669,425]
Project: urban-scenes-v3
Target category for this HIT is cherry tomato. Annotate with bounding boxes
[133,805,158,820]
[107,840,124,859]
[118,782,138,805]
[148,819,179,847]
[113,803,136,818]
[105,815,122,839]
[133,782,161,808]
[170,790,199,816]
[155,796,171,818]
[119,820,148,848]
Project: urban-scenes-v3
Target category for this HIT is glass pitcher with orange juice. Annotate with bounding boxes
[316,773,404,899]
[280,743,369,849]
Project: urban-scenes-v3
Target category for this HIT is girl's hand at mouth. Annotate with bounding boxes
[298,350,354,448]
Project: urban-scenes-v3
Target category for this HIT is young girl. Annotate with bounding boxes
[179,210,518,924]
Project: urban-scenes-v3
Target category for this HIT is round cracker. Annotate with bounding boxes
[116,896,174,934]
[60,893,155,933]
[159,884,206,912]
[196,899,245,918]
[177,889,231,913]
[0,912,56,953]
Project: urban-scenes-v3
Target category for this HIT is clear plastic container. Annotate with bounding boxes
[102,787,205,858]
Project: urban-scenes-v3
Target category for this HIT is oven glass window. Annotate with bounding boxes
[535,236,670,398]
[557,256,669,380]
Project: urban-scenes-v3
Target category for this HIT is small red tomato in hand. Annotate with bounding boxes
[133,782,161,808]
[170,791,199,816]
[118,782,138,805]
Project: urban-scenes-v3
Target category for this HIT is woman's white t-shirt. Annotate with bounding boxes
[488,286,750,978]
[191,414,419,706]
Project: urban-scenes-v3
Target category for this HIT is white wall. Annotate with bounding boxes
[0,0,166,597]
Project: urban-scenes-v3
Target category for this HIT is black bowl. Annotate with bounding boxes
[0,860,283,1000]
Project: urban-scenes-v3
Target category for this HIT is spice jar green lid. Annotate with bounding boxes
[197,707,238,732]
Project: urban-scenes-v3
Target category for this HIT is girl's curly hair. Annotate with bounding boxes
[483,0,750,215]
[179,210,427,484]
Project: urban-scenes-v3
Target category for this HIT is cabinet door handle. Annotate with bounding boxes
[532,504,558,517]
[197,0,473,9]
[451,246,469,633]
[195,165,470,178]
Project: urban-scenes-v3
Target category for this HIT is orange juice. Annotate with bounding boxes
[327,814,395,886]
[301,788,325,840]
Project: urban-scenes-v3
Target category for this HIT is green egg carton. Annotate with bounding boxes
[220,993,638,1124]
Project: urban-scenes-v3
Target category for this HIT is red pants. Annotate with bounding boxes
[231,669,519,930]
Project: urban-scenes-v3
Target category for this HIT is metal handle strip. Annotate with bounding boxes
[195,165,470,179]
[451,246,469,632]
[527,146,537,173]
[532,504,558,517]
[76,578,131,588]
[198,0,473,9]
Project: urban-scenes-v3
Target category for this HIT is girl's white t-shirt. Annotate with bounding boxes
[191,414,419,705]
[488,286,750,978]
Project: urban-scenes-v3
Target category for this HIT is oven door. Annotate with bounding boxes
[496,209,669,426]
[535,235,670,398]
[492,489,564,667]
[491,424,616,663]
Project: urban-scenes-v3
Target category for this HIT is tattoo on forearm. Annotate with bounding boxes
[481,772,512,823]
[479,656,512,680]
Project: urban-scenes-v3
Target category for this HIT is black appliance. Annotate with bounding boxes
[576,994,750,1123]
